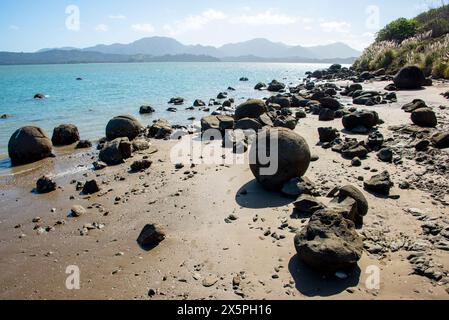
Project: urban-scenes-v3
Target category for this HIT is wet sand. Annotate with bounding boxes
[0,80,448,300]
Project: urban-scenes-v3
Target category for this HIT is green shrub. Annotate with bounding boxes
[416,5,449,37]
[376,18,418,42]
[432,62,449,78]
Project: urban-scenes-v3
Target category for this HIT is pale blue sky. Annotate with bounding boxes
[0,0,442,52]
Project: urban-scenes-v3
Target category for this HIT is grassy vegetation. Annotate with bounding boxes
[353,4,449,78]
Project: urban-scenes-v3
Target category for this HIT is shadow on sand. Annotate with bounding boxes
[235,179,295,209]
[288,255,361,297]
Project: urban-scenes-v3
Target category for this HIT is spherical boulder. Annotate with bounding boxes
[52,124,80,146]
[393,66,426,89]
[249,128,311,191]
[106,115,143,141]
[411,108,437,128]
[235,99,267,120]
[8,126,53,166]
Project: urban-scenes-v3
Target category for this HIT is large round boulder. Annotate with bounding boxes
[294,209,363,273]
[393,66,426,89]
[235,99,267,120]
[52,124,80,146]
[8,126,53,166]
[411,108,437,128]
[106,115,143,141]
[249,128,311,191]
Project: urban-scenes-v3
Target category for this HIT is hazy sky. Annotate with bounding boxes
[0,0,442,52]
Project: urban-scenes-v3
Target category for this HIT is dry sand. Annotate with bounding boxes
[0,80,448,300]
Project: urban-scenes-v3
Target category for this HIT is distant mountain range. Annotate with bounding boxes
[0,37,361,65]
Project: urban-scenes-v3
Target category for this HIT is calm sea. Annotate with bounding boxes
[0,62,334,162]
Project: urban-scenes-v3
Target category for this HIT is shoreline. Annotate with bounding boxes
[1,74,449,299]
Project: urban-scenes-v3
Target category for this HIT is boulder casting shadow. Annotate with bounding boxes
[235,180,295,209]
[288,255,361,297]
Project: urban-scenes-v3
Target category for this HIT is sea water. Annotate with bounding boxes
[0,62,335,165]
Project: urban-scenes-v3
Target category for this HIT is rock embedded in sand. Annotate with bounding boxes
[36,176,57,194]
[318,127,339,143]
[293,195,326,215]
[393,66,426,89]
[318,108,335,121]
[294,209,363,273]
[132,139,150,151]
[82,180,100,195]
[8,126,53,166]
[235,118,263,131]
[273,116,297,130]
[342,110,380,132]
[99,138,132,165]
[235,99,268,121]
[147,119,173,139]
[76,140,92,149]
[320,97,341,111]
[431,131,449,149]
[93,161,107,171]
[71,205,86,217]
[130,159,153,172]
[201,115,234,134]
[137,224,166,248]
[337,185,369,220]
[364,171,394,195]
[249,127,311,191]
[377,147,393,163]
[52,124,80,146]
[402,99,428,113]
[282,177,316,198]
[411,108,437,128]
[106,115,143,141]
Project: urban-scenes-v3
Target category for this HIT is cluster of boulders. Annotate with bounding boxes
[342,85,397,106]
[8,122,92,166]
[305,64,357,82]
[242,122,368,274]
[318,116,389,167]
[199,99,306,153]
[402,99,438,128]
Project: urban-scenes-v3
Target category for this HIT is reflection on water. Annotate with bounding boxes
[0,146,93,184]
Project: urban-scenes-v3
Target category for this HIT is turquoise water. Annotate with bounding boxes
[0,62,332,159]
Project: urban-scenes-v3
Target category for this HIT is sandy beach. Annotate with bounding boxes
[1,77,448,300]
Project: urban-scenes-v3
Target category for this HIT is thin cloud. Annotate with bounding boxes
[164,9,227,35]
[9,25,19,30]
[230,10,299,26]
[109,14,127,20]
[320,21,351,33]
[132,23,155,33]
[95,24,109,32]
